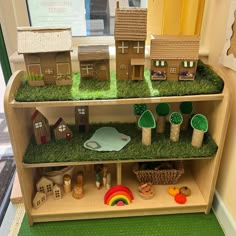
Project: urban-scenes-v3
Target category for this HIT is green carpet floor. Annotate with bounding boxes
[18,212,224,236]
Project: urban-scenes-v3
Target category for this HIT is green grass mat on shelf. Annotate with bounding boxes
[15,61,224,102]
[23,123,218,164]
[18,212,224,236]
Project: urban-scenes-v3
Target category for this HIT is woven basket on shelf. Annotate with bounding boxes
[133,161,184,185]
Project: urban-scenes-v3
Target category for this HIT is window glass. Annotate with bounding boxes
[26,0,144,36]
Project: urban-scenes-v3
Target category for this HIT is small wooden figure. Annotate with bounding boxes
[150,35,200,81]
[106,172,111,190]
[53,184,63,200]
[33,192,47,209]
[76,171,84,186]
[75,106,89,133]
[53,117,73,141]
[94,164,103,189]
[102,166,108,187]
[63,174,72,193]
[72,184,83,199]
[114,2,147,80]
[32,110,51,145]
[17,26,73,86]
[78,45,110,80]
[36,177,53,196]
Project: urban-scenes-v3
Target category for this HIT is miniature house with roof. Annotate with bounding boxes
[150,35,200,81]
[75,106,89,133]
[114,2,147,80]
[78,45,110,80]
[17,26,73,86]
[53,118,73,141]
[36,177,53,196]
[32,110,51,145]
[33,191,47,209]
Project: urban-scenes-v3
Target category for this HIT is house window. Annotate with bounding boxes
[81,64,94,77]
[154,60,167,67]
[58,125,66,132]
[100,65,106,71]
[78,108,85,115]
[45,68,54,75]
[46,184,52,192]
[133,41,144,54]
[42,196,45,202]
[56,63,71,79]
[55,190,60,198]
[28,64,42,75]
[170,68,177,73]
[37,201,40,206]
[120,64,127,70]
[118,41,128,54]
[182,61,195,68]
[35,122,42,129]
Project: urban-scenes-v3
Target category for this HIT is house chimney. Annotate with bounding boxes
[116,1,119,9]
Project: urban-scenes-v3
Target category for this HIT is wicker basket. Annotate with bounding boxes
[133,161,184,185]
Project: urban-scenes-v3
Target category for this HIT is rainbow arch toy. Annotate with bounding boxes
[104,185,134,206]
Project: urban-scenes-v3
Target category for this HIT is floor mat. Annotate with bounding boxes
[18,211,225,236]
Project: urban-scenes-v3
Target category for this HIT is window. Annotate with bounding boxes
[26,0,144,36]
[35,122,42,129]
[133,41,144,54]
[55,190,60,198]
[118,41,129,54]
[39,186,44,192]
[42,196,46,202]
[28,64,42,75]
[37,201,40,206]
[45,68,54,75]
[154,60,167,67]
[81,64,94,77]
[58,124,66,132]
[57,63,70,76]
[46,184,52,192]
[78,108,85,115]
[182,61,195,68]
[120,64,127,70]
[170,68,177,74]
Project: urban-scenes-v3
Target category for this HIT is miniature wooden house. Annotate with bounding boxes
[36,177,53,196]
[114,3,147,80]
[17,26,73,85]
[53,118,73,141]
[32,110,51,145]
[53,184,63,200]
[78,45,110,80]
[150,35,200,81]
[33,192,47,209]
[75,106,89,133]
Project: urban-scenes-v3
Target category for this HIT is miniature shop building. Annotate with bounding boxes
[78,45,110,80]
[150,35,200,81]
[33,192,47,209]
[53,118,73,141]
[53,184,63,200]
[31,110,51,145]
[17,26,73,85]
[36,177,53,196]
[114,3,147,80]
[75,106,89,133]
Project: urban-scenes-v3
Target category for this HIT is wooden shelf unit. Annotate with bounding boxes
[4,69,231,225]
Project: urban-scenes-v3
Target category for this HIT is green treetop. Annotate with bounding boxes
[138,110,156,128]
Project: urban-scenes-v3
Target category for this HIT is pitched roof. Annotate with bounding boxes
[150,35,200,60]
[78,45,109,61]
[53,117,64,129]
[115,7,147,41]
[31,110,46,122]
[17,26,72,54]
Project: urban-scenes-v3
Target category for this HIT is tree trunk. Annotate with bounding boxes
[170,124,181,142]
[156,116,166,133]
[142,128,151,145]
[181,114,190,131]
[191,128,204,148]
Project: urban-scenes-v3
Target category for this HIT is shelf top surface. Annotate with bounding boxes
[7,61,225,108]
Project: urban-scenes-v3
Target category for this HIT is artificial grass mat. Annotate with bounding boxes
[15,61,224,102]
[18,211,224,236]
[23,123,217,164]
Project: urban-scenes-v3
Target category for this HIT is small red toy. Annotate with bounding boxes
[174,193,187,204]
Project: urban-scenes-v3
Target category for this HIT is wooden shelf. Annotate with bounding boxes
[31,169,207,223]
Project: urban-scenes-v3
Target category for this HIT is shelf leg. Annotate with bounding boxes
[117,163,122,185]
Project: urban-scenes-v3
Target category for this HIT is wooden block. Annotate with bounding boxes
[10,172,23,204]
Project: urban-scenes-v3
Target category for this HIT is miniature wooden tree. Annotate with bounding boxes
[155,103,170,133]
[191,114,208,148]
[180,102,193,131]
[134,104,147,127]
[138,110,156,146]
[169,112,183,142]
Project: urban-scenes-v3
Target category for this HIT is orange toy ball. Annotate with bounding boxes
[168,186,180,197]
[175,193,187,204]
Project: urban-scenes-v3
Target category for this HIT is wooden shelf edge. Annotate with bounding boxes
[22,156,214,168]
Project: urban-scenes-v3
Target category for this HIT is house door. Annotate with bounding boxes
[117,63,129,80]
[132,65,144,80]
[41,136,46,144]
[97,63,109,80]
